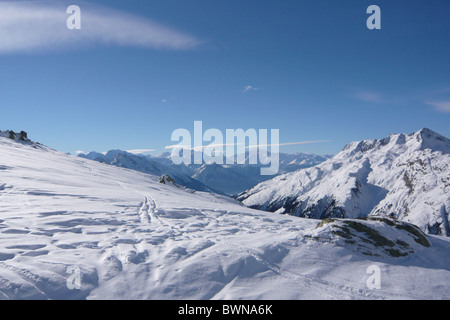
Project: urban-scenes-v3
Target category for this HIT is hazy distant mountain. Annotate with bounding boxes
[79,150,331,196]
[151,151,332,195]
[79,150,220,194]
[192,163,258,196]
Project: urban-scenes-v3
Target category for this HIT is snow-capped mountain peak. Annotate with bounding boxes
[415,128,450,153]
[238,129,450,236]
[343,128,450,156]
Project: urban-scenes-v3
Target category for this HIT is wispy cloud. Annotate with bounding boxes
[243,85,259,94]
[161,96,176,103]
[350,85,450,114]
[126,149,156,155]
[246,140,332,149]
[165,143,239,151]
[165,140,331,151]
[425,101,450,113]
[353,90,384,104]
[0,1,201,54]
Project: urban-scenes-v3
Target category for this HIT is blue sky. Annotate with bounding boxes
[0,0,449,155]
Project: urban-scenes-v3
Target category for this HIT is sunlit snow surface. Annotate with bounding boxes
[0,137,449,299]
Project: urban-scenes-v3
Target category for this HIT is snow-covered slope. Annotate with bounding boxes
[238,129,450,236]
[1,134,449,300]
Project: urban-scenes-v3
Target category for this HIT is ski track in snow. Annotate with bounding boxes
[138,196,152,226]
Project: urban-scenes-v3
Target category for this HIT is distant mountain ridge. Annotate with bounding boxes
[238,128,450,236]
[79,150,331,196]
[79,150,221,194]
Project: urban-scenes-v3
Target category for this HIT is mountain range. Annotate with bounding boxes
[79,150,331,196]
[238,128,450,237]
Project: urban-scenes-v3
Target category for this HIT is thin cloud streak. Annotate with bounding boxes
[246,140,332,149]
[165,143,241,151]
[165,140,331,150]
[243,85,259,94]
[0,1,201,53]
[126,149,156,154]
[353,90,384,103]
[425,101,450,113]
